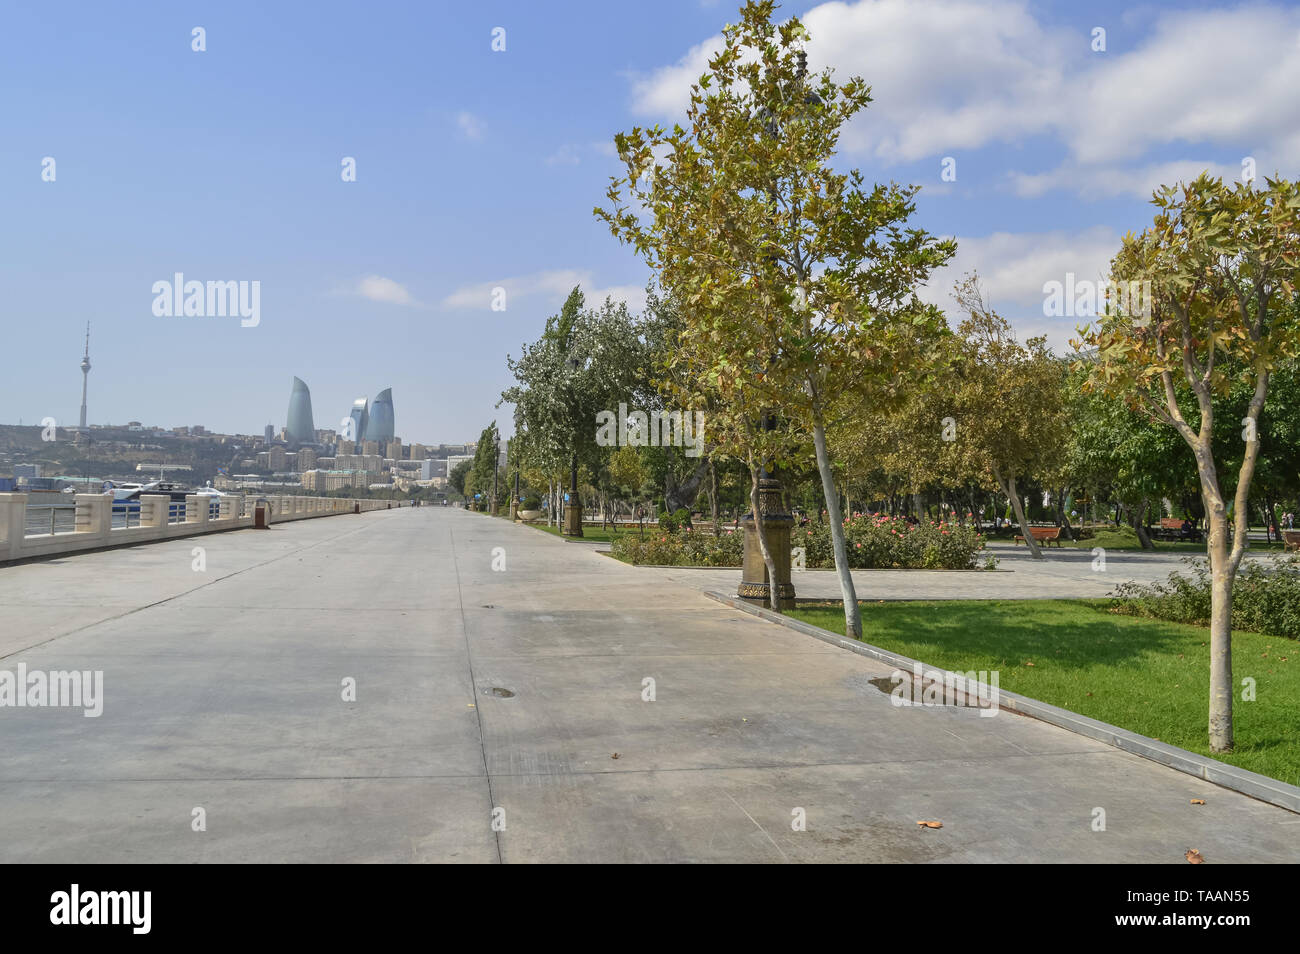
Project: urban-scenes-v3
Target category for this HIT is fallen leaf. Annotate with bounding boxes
[917,820,943,829]
[1190,799,1205,805]
[611,752,621,759]
[1185,848,1205,864]
[1025,662,1035,667]
[467,703,475,708]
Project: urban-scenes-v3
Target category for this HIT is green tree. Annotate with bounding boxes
[597,0,954,632]
[1076,173,1300,753]
[947,275,1069,558]
[448,459,471,498]
[464,422,500,510]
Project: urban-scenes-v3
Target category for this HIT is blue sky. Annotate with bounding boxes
[2,0,1296,443]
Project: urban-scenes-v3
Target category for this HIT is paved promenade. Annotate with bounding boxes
[1,508,1297,863]
[640,541,1269,601]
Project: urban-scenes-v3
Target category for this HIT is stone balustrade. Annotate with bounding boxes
[0,492,403,564]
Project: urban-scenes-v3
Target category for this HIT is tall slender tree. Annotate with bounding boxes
[1076,173,1300,752]
[597,0,953,636]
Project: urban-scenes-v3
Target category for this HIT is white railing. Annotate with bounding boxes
[0,493,403,563]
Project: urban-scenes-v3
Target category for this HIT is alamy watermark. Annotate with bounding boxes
[0,664,103,717]
[889,662,999,717]
[596,403,705,457]
[152,273,260,327]
[1043,273,1151,325]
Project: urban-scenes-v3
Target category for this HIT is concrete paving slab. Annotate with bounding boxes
[0,506,1296,863]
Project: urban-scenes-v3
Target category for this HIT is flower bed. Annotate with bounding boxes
[800,514,990,569]
[610,514,991,569]
[610,527,744,566]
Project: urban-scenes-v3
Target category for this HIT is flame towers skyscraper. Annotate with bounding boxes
[286,376,316,446]
[368,388,395,443]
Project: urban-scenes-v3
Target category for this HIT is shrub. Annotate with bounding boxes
[1110,556,1300,640]
[611,527,743,566]
[612,513,990,569]
[520,495,541,510]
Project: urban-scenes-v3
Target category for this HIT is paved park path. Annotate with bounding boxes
[1,507,1297,863]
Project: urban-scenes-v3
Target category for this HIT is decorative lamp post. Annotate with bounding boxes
[737,54,819,612]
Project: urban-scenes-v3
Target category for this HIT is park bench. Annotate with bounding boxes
[1014,526,1062,547]
[1151,517,1203,543]
[1283,530,1300,552]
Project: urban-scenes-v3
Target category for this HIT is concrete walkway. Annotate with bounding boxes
[639,541,1261,601]
[1,508,1296,863]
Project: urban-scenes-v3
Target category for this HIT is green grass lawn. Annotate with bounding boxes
[788,599,1299,785]
[1025,525,1285,553]
[528,523,625,543]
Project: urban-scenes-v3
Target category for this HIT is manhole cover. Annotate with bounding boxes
[484,687,515,698]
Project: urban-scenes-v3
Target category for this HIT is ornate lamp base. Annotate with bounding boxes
[738,477,796,610]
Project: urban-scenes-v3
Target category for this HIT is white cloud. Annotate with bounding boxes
[630,0,1073,163]
[545,144,582,166]
[628,0,1300,193]
[918,227,1122,350]
[356,275,417,306]
[1008,159,1244,199]
[441,270,647,312]
[456,111,486,141]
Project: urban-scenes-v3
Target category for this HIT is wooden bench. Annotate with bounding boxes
[1014,526,1062,547]
[1283,530,1300,552]
[1152,517,1203,542]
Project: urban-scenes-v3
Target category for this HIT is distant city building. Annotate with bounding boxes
[368,388,395,442]
[347,397,369,448]
[264,424,275,445]
[13,463,41,479]
[296,447,317,472]
[301,469,368,491]
[286,377,316,447]
[446,454,474,477]
[334,453,383,474]
[361,440,380,457]
[257,446,288,471]
[409,443,429,461]
[384,438,403,461]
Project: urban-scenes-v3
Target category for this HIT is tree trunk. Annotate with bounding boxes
[1206,506,1234,752]
[1130,497,1155,550]
[665,456,711,514]
[748,458,781,614]
[1054,486,1075,541]
[709,457,720,538]
[998,470,1041,559]
[812,420,862,638]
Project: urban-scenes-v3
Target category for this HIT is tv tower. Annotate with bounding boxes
[79,322,91,429]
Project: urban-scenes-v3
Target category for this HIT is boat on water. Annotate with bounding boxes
[103,480,227,503]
